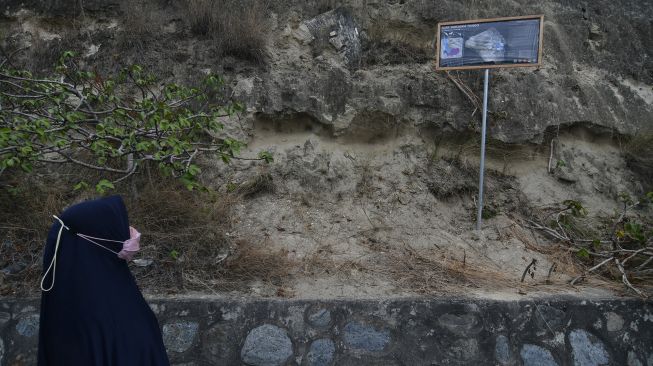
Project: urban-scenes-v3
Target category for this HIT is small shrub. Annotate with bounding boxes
[186,0,214,35]
[118,0,167,49]
[185,0,269,63]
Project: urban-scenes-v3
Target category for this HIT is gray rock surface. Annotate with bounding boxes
[628,351,643,366]
[495,335,512,365]
[569,329,609,366]
[520,344,559,366]
[343,321,390,352]
[162,321,199,353]
[15,314,39,338]
[241,324,293,366]
[306,338,335,366]
[605,312,624,332]
[307,308,331,328]
[4,0,651,144]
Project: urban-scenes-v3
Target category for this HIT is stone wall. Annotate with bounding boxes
[1,297,652,365]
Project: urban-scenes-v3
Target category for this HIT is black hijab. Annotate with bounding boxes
[38,195,169,365]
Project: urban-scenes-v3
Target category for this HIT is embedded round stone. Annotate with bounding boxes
[163,321,199,353]
[495,335,511,365]
[307,338,335,366]
[569,329,609,366]
[627,351,643,366]
[241,324,293,366]
[605,312,624,332]
[15,313,39,337]
[308,309,332,328]
[343,321,390,352]
[0,337,4,365]
[520,344,558,366]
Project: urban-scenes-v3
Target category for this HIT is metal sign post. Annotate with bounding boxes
[434,15,544,230]
[476,68,489,230]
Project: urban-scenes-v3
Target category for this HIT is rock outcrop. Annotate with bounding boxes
[2,0,652,142]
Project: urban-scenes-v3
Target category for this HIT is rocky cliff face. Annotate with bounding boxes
[2,0,652,297]
[3,0,652,142]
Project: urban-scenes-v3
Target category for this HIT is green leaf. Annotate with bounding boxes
[187,164,201,176]
[61,50,76,59]
[646,192,653,202]
[95,179,115,194]
[563,200,587,217]
[258,151,274,163]
[169,249,179,260]
[20,162,33,172]
[226,182,238,192]
[576,248,590,259]
[74,181,89,191]
[618,192,634,205]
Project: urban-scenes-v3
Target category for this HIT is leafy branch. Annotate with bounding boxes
[0,52,271,192]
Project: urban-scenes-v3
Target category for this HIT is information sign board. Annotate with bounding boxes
[435,15,544,71]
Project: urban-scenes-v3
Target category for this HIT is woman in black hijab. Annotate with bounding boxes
[38,195,170,365]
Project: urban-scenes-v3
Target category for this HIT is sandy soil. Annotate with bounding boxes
[198,117,648,299]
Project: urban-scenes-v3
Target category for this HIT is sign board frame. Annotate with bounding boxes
[435,15,544,71]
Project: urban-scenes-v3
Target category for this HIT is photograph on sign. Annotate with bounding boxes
[436,15,543,70]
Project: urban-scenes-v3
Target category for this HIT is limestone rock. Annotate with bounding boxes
[569,329,609,366]
[308,308,332,328]
[520,344,558,366]
[306,338,335,366]
[495,335,512,365]
[343,321,390,352]
[163,321,199,353]
[241,324,293,366]
[15,313,39,338]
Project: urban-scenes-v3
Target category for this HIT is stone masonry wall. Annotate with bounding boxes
[1,297,652,365]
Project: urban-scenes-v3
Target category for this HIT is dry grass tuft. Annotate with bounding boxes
[122,181,234,293]
[121,0,163,36]
[118,0,166,49]
[0,165,293,295]
[0,180,70,296]
[387,244,515,294]
[185,0,269,63]
[216,241,293,291]
[236,173,275,198]
[355,160,376,198]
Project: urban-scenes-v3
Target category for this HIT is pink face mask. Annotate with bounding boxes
[42,217,144,292]
[117,226,141,261]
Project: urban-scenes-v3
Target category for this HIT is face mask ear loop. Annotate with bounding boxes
[40,215,68,292]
